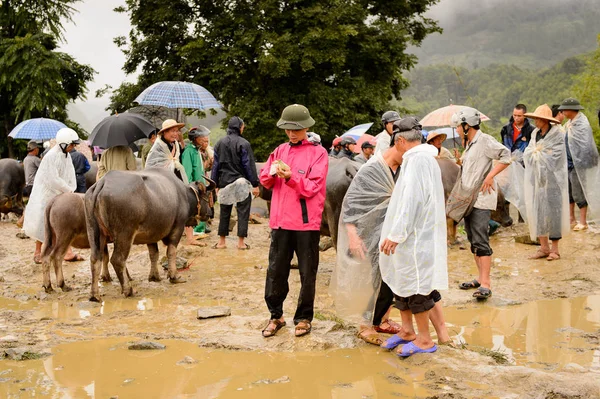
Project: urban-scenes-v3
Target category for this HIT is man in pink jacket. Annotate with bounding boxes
[260,104,329,338]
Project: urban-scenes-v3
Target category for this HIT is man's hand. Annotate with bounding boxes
[276,168,292,180]
[380,238,399,256]
[252,186,260,198]
[348,234,367,260]
[480,175,495,194]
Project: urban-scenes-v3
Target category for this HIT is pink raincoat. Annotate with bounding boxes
[260,140,328,231]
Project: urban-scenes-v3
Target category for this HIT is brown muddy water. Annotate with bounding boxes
[1,217,600,398]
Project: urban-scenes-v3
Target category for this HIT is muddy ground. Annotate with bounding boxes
[0,209,599,398]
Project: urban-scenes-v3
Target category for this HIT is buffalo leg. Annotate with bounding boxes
[166,242,185,283]
[147,243,161,282]
[100,244,112,282]
[110,236,134,297]
[89,235,106,302]
[41,246,53,293]
[447,217,457,245]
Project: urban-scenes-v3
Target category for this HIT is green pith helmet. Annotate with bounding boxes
[558,98,584,111]
[276,104,315,130]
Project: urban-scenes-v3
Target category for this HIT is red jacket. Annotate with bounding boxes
[260,140,328,231]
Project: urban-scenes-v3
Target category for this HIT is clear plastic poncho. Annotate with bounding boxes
[329,154,396,325]
[217,177,252,205]
[566,112,600,224]
[23,146,76,242]
[379,145,448,298]
[145,137,189,184]
[495,151,527,222]
[523,125,570,240]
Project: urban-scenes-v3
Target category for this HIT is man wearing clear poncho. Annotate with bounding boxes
[522,105,570,260]
[331,117,450,349]
[559,98,600,231]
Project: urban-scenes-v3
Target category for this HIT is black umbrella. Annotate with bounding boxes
[89,113,156,148]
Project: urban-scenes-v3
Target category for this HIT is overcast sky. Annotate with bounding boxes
[61,0,133,132]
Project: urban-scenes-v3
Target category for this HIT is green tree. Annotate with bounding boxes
[112,0,441,159]
[574,34,600,144]
[0,0,95,158]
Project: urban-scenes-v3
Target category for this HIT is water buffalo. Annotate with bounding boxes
[84,159,143,192]
[85,168,214,301]
[0,159,25,217]
[85,162,97,191]
[40,193,122,293]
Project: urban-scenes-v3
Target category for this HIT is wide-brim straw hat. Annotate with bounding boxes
[524,104,559,124]
[426,131,447,143]
[158,119,185,135]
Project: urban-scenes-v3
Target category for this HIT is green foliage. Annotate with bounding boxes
[573,34,600,145]
[413,0,600,69]
[0,0,94,158]
[398,55,589,135]
[110,0,441,160]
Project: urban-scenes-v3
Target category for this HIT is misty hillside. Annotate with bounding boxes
[412,0,599,68]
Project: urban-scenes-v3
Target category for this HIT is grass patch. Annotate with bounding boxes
[563,275,593,283]
[459,343,512,365]
[314,311,350,330]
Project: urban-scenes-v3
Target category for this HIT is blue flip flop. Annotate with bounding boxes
[381,334,411,350]
[397,342,438,357]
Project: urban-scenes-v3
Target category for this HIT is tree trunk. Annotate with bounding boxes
[4,119,15,158]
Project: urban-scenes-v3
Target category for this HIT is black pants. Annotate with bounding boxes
[218,194,252,237]
[465,208,493,256]
[372,281,394,326]
[394,290,442,314]
[265,229,320,324]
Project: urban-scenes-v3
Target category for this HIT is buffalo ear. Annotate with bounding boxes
[203,175,217,191]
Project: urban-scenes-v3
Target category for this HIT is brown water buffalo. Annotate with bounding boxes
[40,193,123,293]
[0,159,25,217]
[85,162,97,191]
[85,168,214,301]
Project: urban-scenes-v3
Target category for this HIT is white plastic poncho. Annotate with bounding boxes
[23,146,76,242]
[495,151,527,221]
[330,154,396,325]
[566,112,600,223]
[523,125,570,240]
[379,144,448,298]
[217,177,252,205]
[145,138,189,184]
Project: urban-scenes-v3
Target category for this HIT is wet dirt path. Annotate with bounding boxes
[1,216,600,398]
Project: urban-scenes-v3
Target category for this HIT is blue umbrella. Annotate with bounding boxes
[8,118,67,140]
[134,81,222,110]
[341,122,374,140]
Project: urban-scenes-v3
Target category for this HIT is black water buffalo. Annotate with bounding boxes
[0,159,25,217]
[85,168,214,301]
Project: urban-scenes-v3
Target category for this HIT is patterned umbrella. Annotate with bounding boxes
[8,118,67,140]
[134,81,222,110]
[341,122,374,140]
[420,105,490,128]
[128,105,181,129]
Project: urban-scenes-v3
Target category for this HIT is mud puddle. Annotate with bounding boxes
[444,295,600,371]
[0,338,434,399]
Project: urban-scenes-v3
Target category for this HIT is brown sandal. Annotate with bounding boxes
[358,329,383,345]
[547,252,561,261]
[262,319,286,338]
[295,320,312,337]
[528,249,550,259]
[374,319,402,334]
